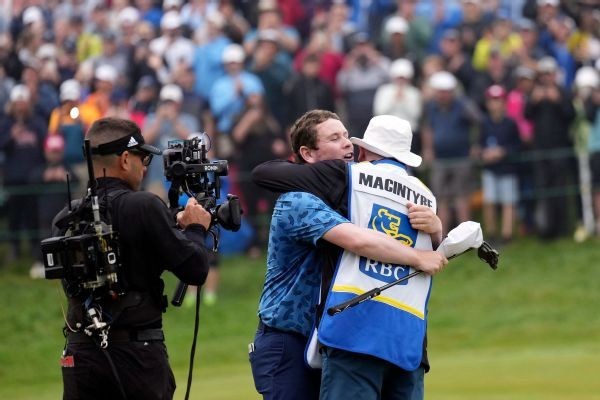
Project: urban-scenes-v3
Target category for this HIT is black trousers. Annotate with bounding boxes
[62,341,175,400]
[534,158,572,238]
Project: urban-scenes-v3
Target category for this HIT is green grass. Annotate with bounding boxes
[1,237,600,399]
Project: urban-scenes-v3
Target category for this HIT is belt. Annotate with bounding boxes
[258,319,279,333]
[67,328,165,344]
[257,319,306,338]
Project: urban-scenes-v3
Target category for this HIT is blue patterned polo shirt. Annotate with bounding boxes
[257,192,348,337]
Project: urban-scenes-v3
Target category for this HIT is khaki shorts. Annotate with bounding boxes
[430,159,473,202]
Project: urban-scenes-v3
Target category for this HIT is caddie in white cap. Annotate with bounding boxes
[317,115,443,399]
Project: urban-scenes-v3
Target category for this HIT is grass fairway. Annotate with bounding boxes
[1,237,599,399]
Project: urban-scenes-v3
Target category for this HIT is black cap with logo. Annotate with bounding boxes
[90,131,162,156]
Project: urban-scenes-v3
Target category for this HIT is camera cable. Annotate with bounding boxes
[183,286,202,400]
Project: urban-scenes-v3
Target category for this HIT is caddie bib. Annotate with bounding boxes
[318,159,437,371]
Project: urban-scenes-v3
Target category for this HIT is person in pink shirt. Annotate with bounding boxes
[506,65,536,235]
[506,66,535,145]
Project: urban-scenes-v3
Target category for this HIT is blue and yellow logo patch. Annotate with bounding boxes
[359,204,418,284]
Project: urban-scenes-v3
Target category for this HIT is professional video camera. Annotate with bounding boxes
[40,140,125,302]
[163,135,242,232]
[163,135,242,307]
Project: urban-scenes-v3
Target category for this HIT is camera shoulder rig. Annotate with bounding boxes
[41,140,126,301]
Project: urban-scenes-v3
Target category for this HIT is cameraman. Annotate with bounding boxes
[56,117,212,400]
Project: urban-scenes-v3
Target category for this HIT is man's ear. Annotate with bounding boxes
[298,146,315,163]
[357,147,367,162]
[118,151,132,171]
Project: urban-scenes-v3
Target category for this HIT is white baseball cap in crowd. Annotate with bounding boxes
[574,66,599,89]
[389,58,414,79]
[350,115,422,167]
[95,64,118,83]
[161,10,182,30]
[537,56,558,73]
[118,6,140,26]
[163,0,182,9]
[60,79,82,102]
[159,84,184,103]
[23,6,43,25]
[537,0,559,6]
[429,71,457,91]
[36,43,57,60]
[10,84,31,102]
[385,16,409,35]
[222,43,245,64]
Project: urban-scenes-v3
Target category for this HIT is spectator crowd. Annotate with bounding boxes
[1,0,600,272]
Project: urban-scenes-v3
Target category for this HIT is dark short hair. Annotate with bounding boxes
[290,110,340,163]
[86,117,141,149]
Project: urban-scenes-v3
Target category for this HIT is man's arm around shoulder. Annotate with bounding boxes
[323,223,447,276]
[252,159,348,208]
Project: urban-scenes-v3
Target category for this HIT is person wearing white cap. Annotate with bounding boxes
[373,58,422,133]
[422,70,479,235]
[117,6,140,27]
[458,0,491,56]
[209,43,264,139]
[191,10,232,99]
[250,111,447,400]
[524,57,576,239]
[78,64,118,122]
[91,31,128,81]
[381,0,432,64]
[22,6,45,29]
[571,67,600,239]
[149,10,195,84]
[247,28,293,125]
[337,32,390,138]
[243,0,300,56]
[47,78,91,195]
[142,83,198,199]
[439,29,475,93]
[180,0,219,33]
[381,15,409,60]
[0,84,47,263]
[163,0,183,11]
[316,115,444,400]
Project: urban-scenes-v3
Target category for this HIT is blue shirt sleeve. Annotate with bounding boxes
[274,192,348,246]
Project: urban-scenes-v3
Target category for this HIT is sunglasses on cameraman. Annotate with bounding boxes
[119,149,153,166]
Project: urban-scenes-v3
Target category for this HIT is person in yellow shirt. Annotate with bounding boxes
[71,14,103,63]
[472,17,523,72]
